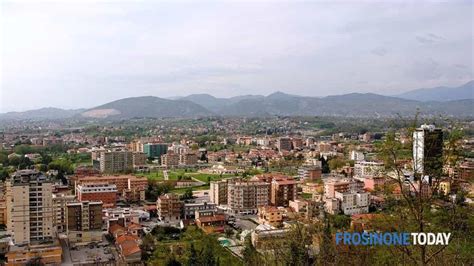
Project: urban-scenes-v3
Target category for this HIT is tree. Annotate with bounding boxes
[319,219,335,265]
[373,121,473,265]
[330,214,351,230]
[180,188,193,200]
[328,157,346,171]
[200,237,217,266]
[0,169,9,181]
[242,235,260,266]
[48,158,73,174]
[140,234,156,261]
[18,157,33,169]
[224,227,233,238]
[164,254,182,266]
[320,157,330,173]
[186,243,199,266]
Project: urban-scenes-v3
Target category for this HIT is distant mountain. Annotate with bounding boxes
[180,94,229,112]
[2,87,473,121]
[181,93,264,113]
[0,107,84,120]
[395,80,473,102]
[80,96,212,119]
[185,92,472,117]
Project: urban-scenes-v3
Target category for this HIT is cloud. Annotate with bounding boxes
[416,33,446,44]
[1,1,473,112]
[371,47,388,56]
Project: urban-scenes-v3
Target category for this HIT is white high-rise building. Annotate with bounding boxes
[413,124,443,179]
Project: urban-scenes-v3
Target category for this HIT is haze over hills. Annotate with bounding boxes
[1,82,473,120]
[80,96,212,119]
[395,80,473,102]
[0,107,85,120]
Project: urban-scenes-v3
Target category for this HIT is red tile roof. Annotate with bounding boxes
[197,214,226,223]
[109,224,126,234]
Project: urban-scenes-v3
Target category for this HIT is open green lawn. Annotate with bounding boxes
[186,172,234,182]
[171,184,210,194]
[140,170,234,182]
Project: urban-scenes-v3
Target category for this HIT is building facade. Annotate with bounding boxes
[413,124,443,181]
[66,201,103,243]
[161,152,180,167]
[227,180,270,214]
[76,183,118,207]
[6,170,54,245]
[157,194,183,222]
[94,151,133,173]
[143,143,168,161]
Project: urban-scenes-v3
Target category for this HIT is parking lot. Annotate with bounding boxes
[69,242,116,264]
[229,215,259,231]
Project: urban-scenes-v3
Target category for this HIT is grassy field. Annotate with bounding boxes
[141,170,234,182]
[171,184,210,194]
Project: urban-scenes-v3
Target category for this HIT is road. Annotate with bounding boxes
[59,238,73,266]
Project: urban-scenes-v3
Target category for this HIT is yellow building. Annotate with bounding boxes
[258,206,284,227]
[6,242,62,266]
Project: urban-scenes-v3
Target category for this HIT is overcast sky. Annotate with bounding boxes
[1,1,473,112]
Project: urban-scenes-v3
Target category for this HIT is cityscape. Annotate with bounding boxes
[1,1,473,266]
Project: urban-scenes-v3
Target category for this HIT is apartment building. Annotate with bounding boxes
[157,194,183,222]
[256,137,270,147]
[209,179,230,205]
[132,152,147,167]
[363,176,386,191]
[413,124,443,180]
[459,160,474,180]
[161,152,180,167]
[93,151,133,173]
[128,140,144,153]
[6,170,54,245]
[180,153,198,166]
[323,178,364,198]
[75,175,147,202]
[292,138,304,149]
[253,174,298,207]
[103,207,150,228]
[277,137,292,151]
[318,142,332,153]
[334,190,369,215]
[183,202,217,220]
[354,161,385,178]
[66,201,103,243]
[195,210,226,234]
[297,166,322,180]
[143,143,168,160]
[0,198,6,226]
[270,177,297,207]
[350,150,365,162]
[227,180,270,214]
[258,206,283,227]
[52,193,75,234]
[76,183,117,207]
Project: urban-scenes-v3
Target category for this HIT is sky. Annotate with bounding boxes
[1,0,473,112]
